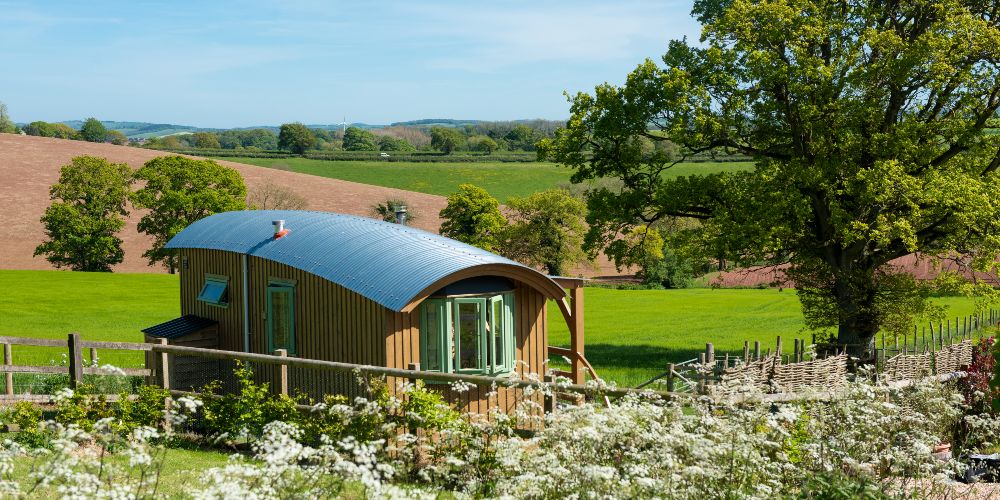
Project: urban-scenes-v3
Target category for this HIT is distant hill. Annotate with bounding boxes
[36,117,565,139]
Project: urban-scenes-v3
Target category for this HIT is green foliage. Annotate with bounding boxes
[0,102,15,134]
[430,126,466,154]
[79,117,108,142]
[500,188,589,275]
[217,129,278,150]
[343,126,378,151]
[54,386,115,431]
[131,156,247,273]
[23,121,56,137]
[642,245,694,289]
[199,362,299,441]
[370,198,418,224]
[107,130,128,146]
[439,184,507,251]
[545,0,1000,347]
[277,122,317,154]
[400,382,462,432]
[377,135,415,152]
[790,471,891,500]
[34,156,134,272]
[468,135,498,154]
[503,124,540,152]
[191,132,221,149]
[5,401,48,448]
[115,385,170,433]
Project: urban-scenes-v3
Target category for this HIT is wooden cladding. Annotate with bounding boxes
[178,249,244,352]
[177,249,550,420]
[384,281,547,421]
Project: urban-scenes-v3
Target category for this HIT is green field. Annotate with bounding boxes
[1,270,985,387]
[0,270,179,368]
[222,157,753,201]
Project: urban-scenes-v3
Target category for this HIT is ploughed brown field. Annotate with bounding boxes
[0,134,624,277]
[0,134,449,273]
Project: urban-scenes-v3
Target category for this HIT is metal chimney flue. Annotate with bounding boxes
[272,219,288,238]
[394,205,408,225]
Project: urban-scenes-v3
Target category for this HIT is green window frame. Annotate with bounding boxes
[196,275,229,307]
[419,293,515,376]
[419,299,451,373]
[266,281,296,355]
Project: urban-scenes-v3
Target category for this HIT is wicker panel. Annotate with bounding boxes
[716,354,778,393]
[934,340,973,375]
[771,354,848,392]
[883,352,934,380]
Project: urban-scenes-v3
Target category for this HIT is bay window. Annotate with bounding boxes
[420,292,515,375]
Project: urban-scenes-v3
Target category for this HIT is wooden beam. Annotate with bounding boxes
[570,286,585,385]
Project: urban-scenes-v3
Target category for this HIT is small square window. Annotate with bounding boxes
[197,276,229,307]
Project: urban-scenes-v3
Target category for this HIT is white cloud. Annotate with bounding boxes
[405,1,695,71]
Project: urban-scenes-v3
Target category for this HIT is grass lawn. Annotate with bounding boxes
[547,287,986,387]
[13,445,234,498]
[222,157,753,201]
[0,270,179,368]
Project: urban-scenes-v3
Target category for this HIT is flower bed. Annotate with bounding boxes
[2,353,1000,498]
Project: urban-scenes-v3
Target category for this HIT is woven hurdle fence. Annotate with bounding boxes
[648,309,998,397]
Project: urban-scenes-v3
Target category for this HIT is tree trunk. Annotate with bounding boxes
[834,274,879,357]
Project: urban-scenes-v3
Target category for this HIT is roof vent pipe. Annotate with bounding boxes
[394,205,407,226]
[272,219,289,239]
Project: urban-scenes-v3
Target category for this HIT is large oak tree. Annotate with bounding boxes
[543,0,1000,350]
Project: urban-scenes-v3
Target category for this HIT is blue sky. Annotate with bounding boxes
[0,1,701,128]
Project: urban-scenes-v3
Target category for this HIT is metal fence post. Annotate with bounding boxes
[68,333,83,389]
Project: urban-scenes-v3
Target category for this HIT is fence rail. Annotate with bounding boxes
[0,333,674,406]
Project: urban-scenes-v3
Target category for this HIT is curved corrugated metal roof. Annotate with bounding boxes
[165,210,562,312]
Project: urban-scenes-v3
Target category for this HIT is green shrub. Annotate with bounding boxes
[54,385,114,431]
[199,362,299,442]
[115,385,170,433]
[6,401,49,448]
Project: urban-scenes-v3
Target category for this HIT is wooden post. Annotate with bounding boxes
[157,338,170,390]
[666,363,676,392]
[569,287,585,385]
[930,327,936,353]
[922,327,927,353]
[3,343,11,396]
[743,341,749,362]
[89,347,98,367]
[68,333,83,389]
[893,334,899,356]
[776,336,782,364]
[697,353,707,394]
[723,353,730,369]
[543,375,555,413]
[275,349,289,397]
[793,339,800,363]
[706,343,715,364]
[753,341,761,360]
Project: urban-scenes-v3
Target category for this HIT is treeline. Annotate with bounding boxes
[13,115,130,145]
[145,121,558,155]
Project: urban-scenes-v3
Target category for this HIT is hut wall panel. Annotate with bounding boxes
[241,255,386,401]
[383,281,548,425]
[178,249,244,352]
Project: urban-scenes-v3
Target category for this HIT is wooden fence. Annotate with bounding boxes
[0,334,669,408]
[645,309,999,396]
